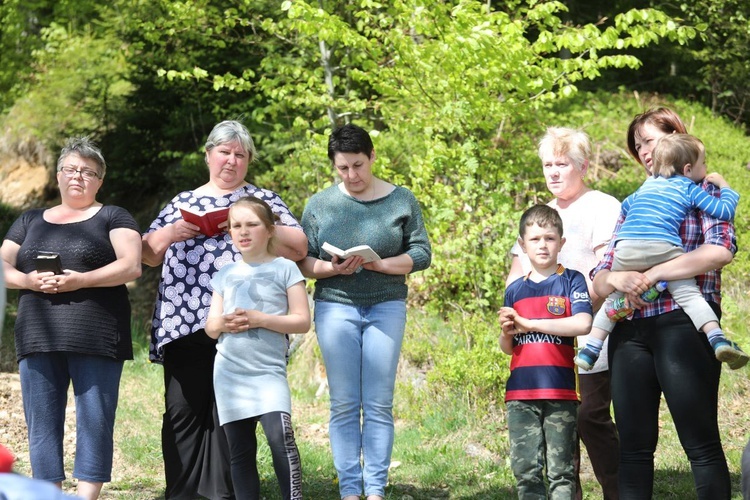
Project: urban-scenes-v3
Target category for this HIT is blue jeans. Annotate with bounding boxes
[19,352,124,483]
[314,300,407,498]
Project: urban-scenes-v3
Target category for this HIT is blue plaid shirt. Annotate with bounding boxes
[591,181,737,319]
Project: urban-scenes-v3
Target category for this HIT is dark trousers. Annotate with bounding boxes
[742,439,750,500]
[162,331,234,500]
[223,412,303,500]
[578,370,619,499]
[609,307,730,500]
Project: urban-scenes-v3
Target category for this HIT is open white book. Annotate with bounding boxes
[322,242,381,263]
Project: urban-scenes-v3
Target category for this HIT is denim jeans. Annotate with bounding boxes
[314,300,407,498]
[19,352,124,483]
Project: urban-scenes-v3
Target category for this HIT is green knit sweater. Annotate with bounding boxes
[301,184,431,306]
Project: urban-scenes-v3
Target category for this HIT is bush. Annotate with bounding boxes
[402,309,509,410]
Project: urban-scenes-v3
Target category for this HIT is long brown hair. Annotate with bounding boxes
[228,197,279,252]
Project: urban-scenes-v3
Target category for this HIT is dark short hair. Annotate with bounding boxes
[519,204,564,238]
[57,137,107,178]
[327,124,374,162]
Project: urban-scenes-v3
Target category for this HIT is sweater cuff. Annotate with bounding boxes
[407,249,431,273]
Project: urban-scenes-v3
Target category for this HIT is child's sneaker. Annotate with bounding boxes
[714,340,750,370]
[574,347,599,371]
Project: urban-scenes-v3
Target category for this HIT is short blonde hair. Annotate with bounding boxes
[651,134,704,178]
[537,127,591,170]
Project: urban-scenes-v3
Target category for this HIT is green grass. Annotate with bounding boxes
[4,314,749,497]
[2,304,749,499]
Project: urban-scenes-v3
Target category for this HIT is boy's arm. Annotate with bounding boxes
[688,179,739,221]
[499,330,515,355]
[512,312,593,338]
[498,307,517,355]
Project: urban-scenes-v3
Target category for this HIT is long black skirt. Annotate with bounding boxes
[162,330,234,500]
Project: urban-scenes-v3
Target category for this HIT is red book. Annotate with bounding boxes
[179,206,230,237]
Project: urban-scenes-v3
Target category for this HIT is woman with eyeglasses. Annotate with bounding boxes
[0,137,142,500]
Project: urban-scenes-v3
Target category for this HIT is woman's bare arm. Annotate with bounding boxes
[644,244,733,283]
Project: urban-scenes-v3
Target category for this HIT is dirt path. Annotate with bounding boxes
[0,372,30,473]
[0,371,121,496]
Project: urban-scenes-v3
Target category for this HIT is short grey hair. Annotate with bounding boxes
[57,137,106,178]
[537,127,591,170]
[205,120,257,162]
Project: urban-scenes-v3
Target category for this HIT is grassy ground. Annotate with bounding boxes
[2,307,748,499]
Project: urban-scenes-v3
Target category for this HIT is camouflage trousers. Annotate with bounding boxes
[507,400,578,500]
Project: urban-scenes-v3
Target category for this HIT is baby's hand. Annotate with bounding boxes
[705,172,729,189]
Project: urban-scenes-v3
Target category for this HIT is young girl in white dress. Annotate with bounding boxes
[206,196,310,500]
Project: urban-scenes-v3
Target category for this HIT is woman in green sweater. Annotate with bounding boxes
[300,124,431,500]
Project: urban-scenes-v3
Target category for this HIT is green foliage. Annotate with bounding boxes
[402,309,509,409]
[0,0,103,111]
[229,0,696,312]
[1,22,133,161]
[688,108,750,282]
[0,0,38,111]
[679,0,750,127]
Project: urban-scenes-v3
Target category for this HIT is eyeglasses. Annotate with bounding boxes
[58,166,102,180]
